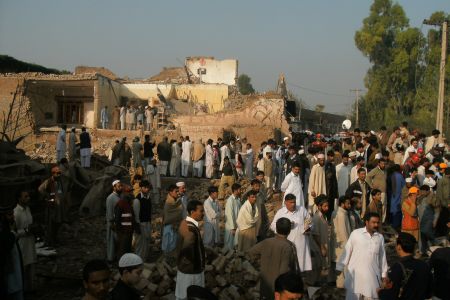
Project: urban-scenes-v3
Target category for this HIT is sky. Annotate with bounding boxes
[0,0,449,114]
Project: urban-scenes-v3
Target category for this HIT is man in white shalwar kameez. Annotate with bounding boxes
[205,139,214,179]
[336,153,352,197]
[220,141,231,171]
[181,137,192,177]
[170,140,181,177]
[203,186,221,247]
[56,125,67,162]
[281,163,305,207]
[243,143,254,179]
[336,212,388,300]
[308,153,327,212]
[224,183,242,251]
[119,106,126,130]
[105,180,122,262]
[270,193,312,272]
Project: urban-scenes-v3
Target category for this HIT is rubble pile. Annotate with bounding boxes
[110,247,260,300]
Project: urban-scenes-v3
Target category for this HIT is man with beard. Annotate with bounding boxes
[366,158,387,222]
[308,153,327,213]
[336,212,387,300]
[336,152,352,197]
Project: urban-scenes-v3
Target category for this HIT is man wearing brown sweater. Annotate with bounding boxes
[175,200,205,300]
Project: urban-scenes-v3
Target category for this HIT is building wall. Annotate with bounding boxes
[96,76,122,127]
[174,84,228,112]
[185,57,237,85]
[172,97,289,149]
[120,83,229,112]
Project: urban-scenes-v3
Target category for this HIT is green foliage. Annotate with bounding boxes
[238,74,255,95]
[355,0,450,133]
[0,54,67,74]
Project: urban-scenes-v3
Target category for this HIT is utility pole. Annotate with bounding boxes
[424,18,447,142]
[350,89,362,128]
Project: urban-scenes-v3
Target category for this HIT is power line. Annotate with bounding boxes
[287,82,355,98]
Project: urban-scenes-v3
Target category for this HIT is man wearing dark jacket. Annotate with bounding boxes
[345,168,371,218]
[325,150,339,218]
[378,232,432,300]
[157,136,172,176]
[175,200,205,300]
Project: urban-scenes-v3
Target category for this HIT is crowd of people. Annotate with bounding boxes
[1,122,450,300]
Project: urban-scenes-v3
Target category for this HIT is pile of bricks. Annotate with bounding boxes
[112,247,261,299]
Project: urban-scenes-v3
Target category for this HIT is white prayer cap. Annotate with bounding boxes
[423,177,436,188]
[375,153,382,159]
[176,182,185,187]
[298,149,305,155]
[405,177,413,183]
[236,137,240,141]
[437,143,445,148]
[407,146,416,153]
[145,106,148,109]
[112,180,121,187]
[317,153,325,159]
[283,137,289,141]
[370,130,376,135]
[118,253,143,268]
[349,151,357,157]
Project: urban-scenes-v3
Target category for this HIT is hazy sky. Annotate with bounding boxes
[0,0,448,113]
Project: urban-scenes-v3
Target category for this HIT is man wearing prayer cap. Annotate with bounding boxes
[105,180,122,262]
[177,182,189,219]
[111,253,143,300]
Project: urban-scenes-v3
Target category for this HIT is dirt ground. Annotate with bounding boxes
[29,176,275,300]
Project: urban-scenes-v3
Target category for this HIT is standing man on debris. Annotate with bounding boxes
[143,135,154,171]
[169,139,181,177]
[131,137,143,172]
[175,200,206,300]
[145,106,153,131]
[203,186,221,247]
[38,165,68,246]
[132,180,152,261]
[14,190,37,292]
[56,124,67,162]
[79,127,92,168]
[114,185,136,258]
[244,143,254,179]
[224,183,242,251]
[248,217,300,300]
[157,136,172,176]
[100,106,109,129]
[106,180,122,263]
[271,193,312,274]
[112,105,120,130]
[192,139,205,178]
[177,182,189,219]
[68,127,77,162]
[181,136,192,177]
[336,212,388,300]
[120,105,126,130]
[205,139,214,179]
[1,203,25,300]
[162,185,183,254]
[236,190,260,251]
[218,157,235,200]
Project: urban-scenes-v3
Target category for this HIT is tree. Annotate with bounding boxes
[354,0,449,133]
[238,74,255,95]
